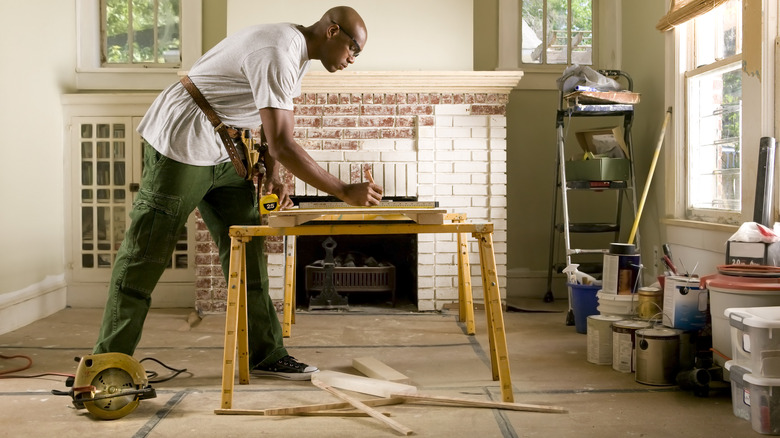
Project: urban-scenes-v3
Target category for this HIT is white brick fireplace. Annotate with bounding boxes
[194,71,523,313]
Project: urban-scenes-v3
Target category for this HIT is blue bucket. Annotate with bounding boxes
[569,283,601,334]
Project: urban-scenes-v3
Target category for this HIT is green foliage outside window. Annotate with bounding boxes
[104,0,180,64]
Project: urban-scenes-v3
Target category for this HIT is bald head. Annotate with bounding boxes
[320,6,367,49]
[301,6,367,72]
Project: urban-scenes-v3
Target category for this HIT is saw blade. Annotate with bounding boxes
[83,367,140,420]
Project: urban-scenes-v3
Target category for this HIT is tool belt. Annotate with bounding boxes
[179,75,266,180]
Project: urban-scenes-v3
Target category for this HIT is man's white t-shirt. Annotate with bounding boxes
[138,23,310,166]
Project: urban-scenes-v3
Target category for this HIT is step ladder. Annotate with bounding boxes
[544,70,640,325]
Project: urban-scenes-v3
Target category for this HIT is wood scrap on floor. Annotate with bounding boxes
[352,356,412,384]
[312,373,414,436]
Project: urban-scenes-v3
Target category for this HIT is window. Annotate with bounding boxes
[76,0,202,90]
[497,0,620,90]
[685,1,742,214]
[102,0,181,67]
[667,0,776,225]
[520,0,593,65]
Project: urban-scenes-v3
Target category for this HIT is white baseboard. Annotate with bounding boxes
[505,268,567,300]
[66,282,196,308]
[0,275,67,335]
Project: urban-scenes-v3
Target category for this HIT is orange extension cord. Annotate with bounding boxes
[0,353,74,379]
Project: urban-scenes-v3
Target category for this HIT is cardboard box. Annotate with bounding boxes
[575,126,630,158]
[662,275,708,330]
[726,241,780,266]
[564,158,630,182]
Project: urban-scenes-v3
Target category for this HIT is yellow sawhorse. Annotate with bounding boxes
[218,221,514,413]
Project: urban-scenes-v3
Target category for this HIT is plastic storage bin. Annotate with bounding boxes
[744,373,780,435]
[704,270,780,369]
[726,306,780,377]
[725,360,752,421]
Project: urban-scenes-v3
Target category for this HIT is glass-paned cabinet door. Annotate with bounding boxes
[71,117,194,283]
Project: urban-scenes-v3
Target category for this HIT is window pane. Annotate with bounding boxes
[157,0,180,63]
[104,0,180,65]
[687,64,742,211]
[521,0,592,65]
[522,0,544,64]
[571,0,592,65]
[694,0,742,65]
[546,0,569,64]
[105,0,130,63]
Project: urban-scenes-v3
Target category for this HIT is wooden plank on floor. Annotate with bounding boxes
[352,356,412,384]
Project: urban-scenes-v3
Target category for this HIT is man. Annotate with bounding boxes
[93,6,382,380]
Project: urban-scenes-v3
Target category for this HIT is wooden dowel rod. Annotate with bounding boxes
[392,393,567,413]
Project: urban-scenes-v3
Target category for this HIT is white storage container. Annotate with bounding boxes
[725,360,751,421]
[703,269,780,369]
[726,306,780,378]
[597,291,637,318]
[743,373,780,435]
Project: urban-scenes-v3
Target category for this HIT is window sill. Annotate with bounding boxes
[661,217,738,234]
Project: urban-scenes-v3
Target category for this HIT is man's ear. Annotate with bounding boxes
[326,23,339,40]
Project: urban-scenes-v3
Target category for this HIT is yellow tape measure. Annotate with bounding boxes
[260,194,279,214]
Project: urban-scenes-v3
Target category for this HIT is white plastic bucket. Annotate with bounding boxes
[597,291,637,318]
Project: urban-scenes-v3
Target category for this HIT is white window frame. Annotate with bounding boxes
[497,0,621,90]
[664,0,777,226]
[76,0,202,90]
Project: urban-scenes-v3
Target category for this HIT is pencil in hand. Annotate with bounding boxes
[364,168,374,184]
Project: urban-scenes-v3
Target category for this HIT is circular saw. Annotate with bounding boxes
[68,353,157,420]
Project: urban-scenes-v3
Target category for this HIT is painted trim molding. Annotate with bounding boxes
[0,275,67,335]
[300,71,524,93]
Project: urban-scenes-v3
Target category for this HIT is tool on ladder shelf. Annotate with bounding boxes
[545,68,641,326]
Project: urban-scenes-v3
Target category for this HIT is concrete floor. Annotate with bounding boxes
[0,300,754,438]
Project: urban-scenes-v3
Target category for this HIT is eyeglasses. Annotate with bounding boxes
[331,20,361,58]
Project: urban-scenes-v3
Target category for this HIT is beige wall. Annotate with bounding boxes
[0,2,75,294]
[227,0,474,71]
[0,0,673,330]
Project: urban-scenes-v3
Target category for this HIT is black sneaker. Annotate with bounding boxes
[251,356,319,380]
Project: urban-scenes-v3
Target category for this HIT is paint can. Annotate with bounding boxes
[587,315,623,365]
[602,243,641,295]
[637,287,663,320]
[635,328,681,385]
[612,320,653,373]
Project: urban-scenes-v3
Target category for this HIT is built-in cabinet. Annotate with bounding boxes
[64,96,195,307]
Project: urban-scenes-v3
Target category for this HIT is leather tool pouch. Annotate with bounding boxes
[235,129,268,180]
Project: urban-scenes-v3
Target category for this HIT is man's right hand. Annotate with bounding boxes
[342,182,383,206]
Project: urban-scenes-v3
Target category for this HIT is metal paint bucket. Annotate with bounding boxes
[637,287,663,320]
[587,315,623,365]
[635,328,681,386]
[612,320,653,373]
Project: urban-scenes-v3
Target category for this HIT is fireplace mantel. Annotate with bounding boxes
[301,70,523,94]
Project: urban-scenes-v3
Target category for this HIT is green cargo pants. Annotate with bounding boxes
[93,143,287,369]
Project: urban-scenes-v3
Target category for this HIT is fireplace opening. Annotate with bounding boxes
[292,196,418,309]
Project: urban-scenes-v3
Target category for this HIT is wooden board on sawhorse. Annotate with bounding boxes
[279,212,475,338]
[267,207,449,227]
[217,221,514,414]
